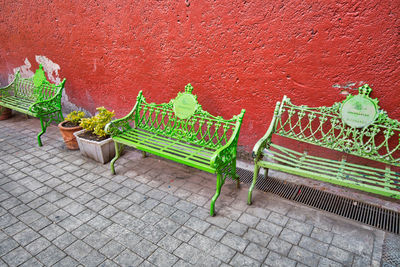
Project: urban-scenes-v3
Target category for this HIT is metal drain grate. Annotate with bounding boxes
[236,167,400,235]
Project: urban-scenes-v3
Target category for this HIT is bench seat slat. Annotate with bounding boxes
[114,128,217,173]
[266,145,400,189]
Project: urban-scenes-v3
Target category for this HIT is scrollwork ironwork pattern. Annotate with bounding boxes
[273,85,400,166]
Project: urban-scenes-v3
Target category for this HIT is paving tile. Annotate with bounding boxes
[52,256,79,267]
[188,233,217,253]
[326,245,354,266]
[286,218,313,236]
[53,232,77,250]
[35,245,66,266]
[131,239,158,258]
[25,237,51,255]
[3,221,28,236]
[83,231,112,250]
[71,223,95,239]
[19,257,44,267]
[0,238,19,256]
[299,236,329,256]
[148,248,179,267]
[155,217,180,235]
[221,232,249,252]
[311,227,334,244]
[169,210,191,225]
[80,250,106,267]
[157,235,182,253]
[331,233,373,256]
[39,223,65,241]
[174,243,204,265]
[318,257,342,267]
[244,242,269,262]
[141,211,163,226]
[115,232,143,250]
[288,246,320,267]
[175,200,197,213]
[99,240,126,259]
[114,249,143,266]
[173,226,196,242]
[58,216,83,232]
[139,225,166,243]
[264,251,296,267]
[184,216,211,234]
[204,225,227,241]
[238,213,260,228]
[87,215,112,231]
[64,240,93,261]
[243,229,272,247]
[230,253,261,267]
[2,246,31,266]
[279,228,302,245]
[267,236,292,256]
[256,219,283,236]
[227,220,248,236]
[195,254,223,267]
[267,211,289,226]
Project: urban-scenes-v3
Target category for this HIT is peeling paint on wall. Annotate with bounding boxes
[35,55,62,84]
[8,58,34,83]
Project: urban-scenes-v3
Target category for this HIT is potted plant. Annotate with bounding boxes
[74,107,116,164]
[58,111,85,150]
[0,106,11,120]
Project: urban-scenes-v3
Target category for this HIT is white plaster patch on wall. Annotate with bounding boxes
[35,55,61,84]
[8,58,34,83]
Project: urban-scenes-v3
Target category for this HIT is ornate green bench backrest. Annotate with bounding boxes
[13,65,62,101]
[135,84,245,150]
[274,84,400,166]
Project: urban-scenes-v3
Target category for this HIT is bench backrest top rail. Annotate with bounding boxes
[273,84,400,166]
[135,84,245,150]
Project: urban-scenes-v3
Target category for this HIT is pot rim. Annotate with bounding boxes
[73,129,113,145]
[58,120,83,130]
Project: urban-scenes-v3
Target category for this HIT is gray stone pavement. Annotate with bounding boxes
[0,114,394,266]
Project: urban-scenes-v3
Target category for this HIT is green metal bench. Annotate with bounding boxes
[249,84,400,204]
[105,84,245,216]
[0,65,66,146]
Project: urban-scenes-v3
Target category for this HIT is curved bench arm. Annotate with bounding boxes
[210,109,245,169]
[252,98,284,159]
[28,79,66,115]
[105,91,143,137]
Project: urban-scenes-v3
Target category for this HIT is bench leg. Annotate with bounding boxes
[37,117,46,147]
[210,172,223,216]
[248,164,261,205]
[110,141,122,175]
[232,160,240,189]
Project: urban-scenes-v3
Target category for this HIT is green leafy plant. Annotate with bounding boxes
[65,111,85,124]
[80,107,115,137]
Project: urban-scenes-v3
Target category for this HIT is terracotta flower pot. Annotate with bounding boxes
[0,106,12,120]
[58,121,83,150]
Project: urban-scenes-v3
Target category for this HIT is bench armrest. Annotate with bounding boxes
[252,99,284,159]
[28,79,66,114]
[105,91,143,137]
[210,109,245,169]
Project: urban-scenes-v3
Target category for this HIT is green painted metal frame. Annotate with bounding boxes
[0,65,66,146]
[106,84,246,216]
[249,84,400,204]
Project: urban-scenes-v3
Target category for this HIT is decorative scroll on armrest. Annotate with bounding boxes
[28,79,65,114]
[210,109,245,169]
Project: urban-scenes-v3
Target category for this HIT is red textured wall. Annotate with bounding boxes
[1,1,399,152]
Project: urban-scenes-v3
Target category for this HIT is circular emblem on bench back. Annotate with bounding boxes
[341,95,378,128]
[173,93,197,119]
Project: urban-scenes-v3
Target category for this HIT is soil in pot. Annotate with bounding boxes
[58,121,82,150]
[0,106,12,120]
[78,131,111,142]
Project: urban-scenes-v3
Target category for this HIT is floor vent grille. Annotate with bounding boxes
[236,168,400,235]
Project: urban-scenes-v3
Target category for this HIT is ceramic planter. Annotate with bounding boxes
[74,129,115,164]
[0,106,12,120]
[58,121,82,150]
